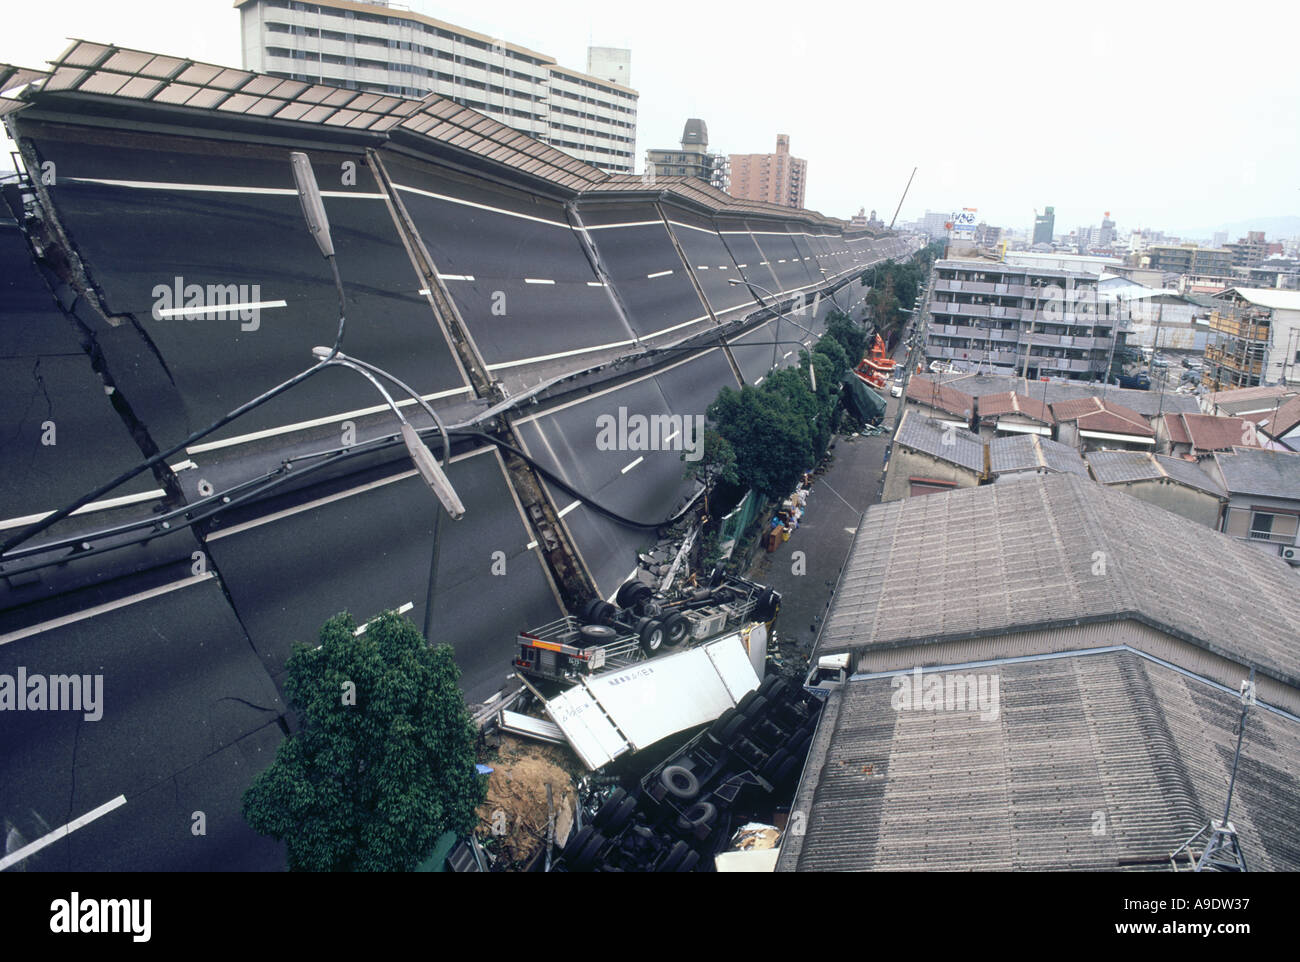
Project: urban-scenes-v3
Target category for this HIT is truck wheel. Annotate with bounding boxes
[593,788,627,828]
[656,840,690,872]
[660,765,700,800]
[579,624,617,646]
[605,796,638,834]
[761,748,791,781]
[637,617,665,653]
[563,825,594,860]
[707,708,739,744]
[736,690,759,715]
[616,579,652,609]
[573,830,607,871]
[593,601,618,626]
[720,714,749,745]
[676,801,717,833]
[580,598,605,623]
[759,675,789,700]
[661,612,690,647]
[741,695,769,720]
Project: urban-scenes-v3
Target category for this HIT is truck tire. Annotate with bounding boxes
[720,713,749,745]
[579,624,617,646]
[759,674,790,701]
[761,748,791,781]
[735,690,760,715]
[580,598,604,623]
[660,765,700,801]
[593,788,627,828]
[605,796,638,834]
[656,840,690,873]
[637,617,665,653]
[753,587,780,622]
[774,755,799,784]
[563,825,594,861]
[676,801,717,833]
[707,707,739,744]
[616,579,652,609]
[741,695,770,720]
[573,830,607,871]
[661,612,690,647]
[708,566,726,588]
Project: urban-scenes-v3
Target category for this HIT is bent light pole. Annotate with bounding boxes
[729,278,824,392]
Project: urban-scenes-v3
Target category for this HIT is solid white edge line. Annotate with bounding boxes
[621,456,644,474]
[0,573,213,647]
[205,447,494,542]
[157,300,287,318]
[0,795,128,871]
[0,489,166,532]
[186,387,472,454]
[394,182,568,227]
[354,601,415,635]
[582,220,663,230]
[62,177,385,199]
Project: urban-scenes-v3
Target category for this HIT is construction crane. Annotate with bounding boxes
[888,166,917,230]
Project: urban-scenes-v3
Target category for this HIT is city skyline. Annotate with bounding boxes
[0,0,1296,231]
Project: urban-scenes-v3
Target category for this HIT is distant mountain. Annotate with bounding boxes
[1173,215,1300,241]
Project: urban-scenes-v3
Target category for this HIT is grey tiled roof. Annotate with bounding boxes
[989,433,1088,476]
[815,474,1300,687]
[1087,451,1227,496]
[893,409,983,472]
[779,650,1300,871]
[1212,448,1300,500]
[931,372,1201,416]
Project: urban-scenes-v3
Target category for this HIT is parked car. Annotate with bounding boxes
[890,379,904,398]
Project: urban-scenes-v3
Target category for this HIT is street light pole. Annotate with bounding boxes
[729,278,823,392]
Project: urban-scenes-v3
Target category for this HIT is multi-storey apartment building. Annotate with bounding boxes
[728,134,807,209]
[646,118,729,191]
[924,259,1124,380]
[1146,243,1234,277]
[237,0,638,172]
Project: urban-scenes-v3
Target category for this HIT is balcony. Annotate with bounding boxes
[1209,309,1271,342]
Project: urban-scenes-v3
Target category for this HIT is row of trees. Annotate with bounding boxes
[686,309,869,504]
[861,241,945,336]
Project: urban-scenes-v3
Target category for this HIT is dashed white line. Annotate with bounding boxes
[696,265,709,270]
[647,269,674,279]
[524,278,555,285]
[157,299,287,319]
[433,274,476,282]
[0,795,127,871]
[558,500,581,518]
[621,456,644,474]
[755,376,765,385]
[586,281,606,287]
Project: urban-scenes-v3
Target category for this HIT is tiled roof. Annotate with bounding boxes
[779,650,1300,871]
[1212,448,1300,501]
[814,474,1300,687]
[905,376,975,420]
[1051,397,1154,437]
[1087,451,1226,496]
[1163,413,1192,446]
[977,391,1054,425]
[989,433,1088,476]
[1204,384,1295,412]
[1177,414,1261,453]
[1261,396,1300,439]
[893,409,983,472]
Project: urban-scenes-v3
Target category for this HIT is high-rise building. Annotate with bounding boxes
[1147,244,1234,277]
[1032,206,1055,246]
[728,134,807,209]
[1225,231,1271,268]
[236,0,638,172]
[645,118,729,191]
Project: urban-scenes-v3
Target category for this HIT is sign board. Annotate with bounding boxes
[951,208,977,236]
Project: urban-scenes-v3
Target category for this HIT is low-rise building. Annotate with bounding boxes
[1204,288,1300,391]
[1159,412,1262,459]
[903,376,975,429]
[1087,450,1226,527]
[884,411,985,501]
[1208,448,1300,565]
[975,391,1054,438]
[1050,396,1155,452]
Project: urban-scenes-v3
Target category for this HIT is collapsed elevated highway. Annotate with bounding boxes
[0,42,921,869]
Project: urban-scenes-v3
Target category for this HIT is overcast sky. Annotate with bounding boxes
[2,0,1296,236]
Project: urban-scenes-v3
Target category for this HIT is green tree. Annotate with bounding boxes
[823,311,867,366]
[242,610,485,872]
[709,384,813,501]
[682,426,739,516]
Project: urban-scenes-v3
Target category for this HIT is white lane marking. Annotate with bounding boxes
[61,177,385,199]
[353,601,414,636]
[0,795,127,871]
[718,266,728,270]
[778,259,787,263]
[394,182,568,227]
[646,269,673,279]
[582,220,663,230]
[186,386,472,455]
[755,376,765,385]
[696,265,709,270]
[760,261,769,265]
[0,573,213,646]
[784,351,793,359]
[434,273,476,282]
[737,263,747,268]
[157,299,287,319]
[524,278,555,285]
[525,539,539,551]
[169,460,197,472]
[586,281,606,287]
[0,489,167,532]
[205,446,494,542]
[558,500,581,518]
[621,456,644,474]
[663,430,680,444]
[485,336,637,371]
[665,220,717,235]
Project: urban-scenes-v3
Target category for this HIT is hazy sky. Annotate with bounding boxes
[2,0,1296,235]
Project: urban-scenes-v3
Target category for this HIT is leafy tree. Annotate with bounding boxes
[682,427,739,516]
[708,384,814,501]
[242,610,485,872]
[823,311,867,366]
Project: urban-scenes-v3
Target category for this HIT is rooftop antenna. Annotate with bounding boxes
[1169,667,1254,871]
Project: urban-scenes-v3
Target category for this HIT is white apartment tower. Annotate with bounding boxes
[236,0,637,172]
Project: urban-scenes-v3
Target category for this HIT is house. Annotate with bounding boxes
[1159,412,1262,458]
[1050,396,1155,451]
[903,376,975,429]
[1258,395,1300,451]
[1086,450,1226,527]
[1207,448,1300,565]
[883,409,985,501]
[990,433,1089,481]
[975,391,1054,439]
[779,475,1300,871]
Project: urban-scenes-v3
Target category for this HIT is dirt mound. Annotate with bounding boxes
[476,735,585,870]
